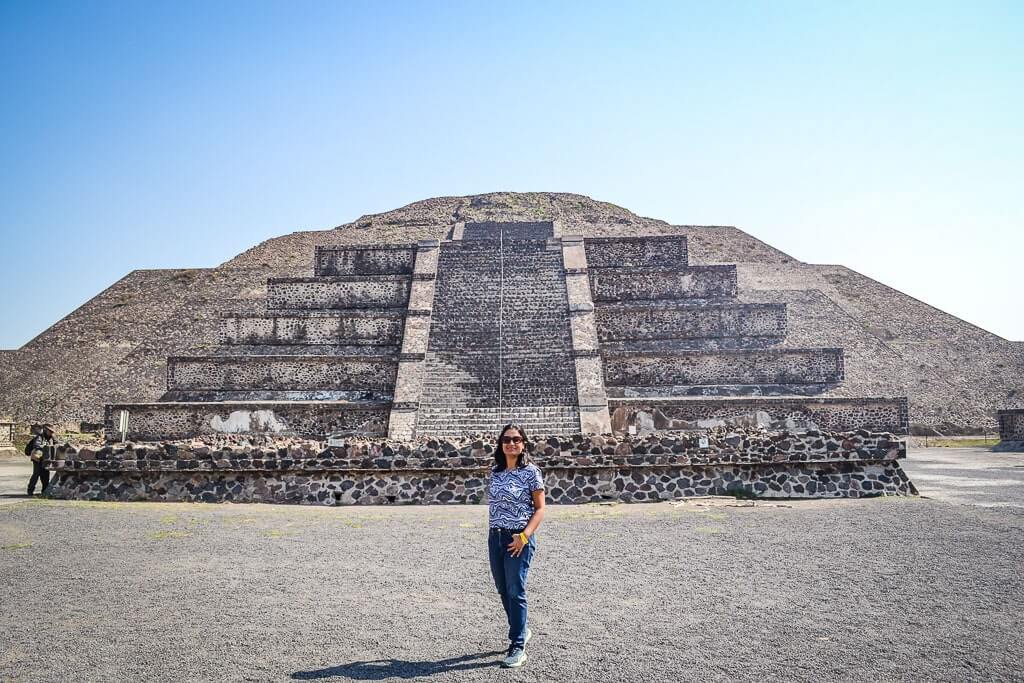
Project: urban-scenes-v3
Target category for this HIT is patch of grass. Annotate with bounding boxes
[2,542,32,550]
[262,529,298,538]
[694,526,725,535]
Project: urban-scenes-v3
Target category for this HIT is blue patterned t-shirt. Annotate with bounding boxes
[488,463,545,529]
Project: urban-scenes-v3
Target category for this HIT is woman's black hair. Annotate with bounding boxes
[492,423,532,471]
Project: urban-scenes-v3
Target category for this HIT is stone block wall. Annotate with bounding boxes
[104,402,389,441]
[219,311,405,346]
[602,348,845,388]
[589,266,738,302]
[266,276,411,310]
[166,356,398,392]
[609,397,909,434]
[314,244,416,276]
[46,429,914,505]
[594,303,786,343]
[583,235,688,269]
[998,409,1024,440]
[461,221,555,240]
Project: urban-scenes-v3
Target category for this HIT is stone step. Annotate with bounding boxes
[602,348,844,388]
[589,266,737,302]
[594,302,786,341]
[104,401,391,441]
[314,244,416,276]
[267,275,411,310]
[607,396,909,434]
[220,311,405,345]
[213,344,400,357]
[167,355,398,392]
[584,236,688,269]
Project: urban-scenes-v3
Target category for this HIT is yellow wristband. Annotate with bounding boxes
[519,532,529,545]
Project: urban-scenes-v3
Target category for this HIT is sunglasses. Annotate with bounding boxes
[501,436,524,444]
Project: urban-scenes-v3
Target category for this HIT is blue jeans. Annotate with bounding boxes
[488,527,536,649]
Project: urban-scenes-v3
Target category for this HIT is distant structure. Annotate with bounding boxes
[995,409,1024,452]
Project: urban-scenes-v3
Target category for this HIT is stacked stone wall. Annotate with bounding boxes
[166,356,397,392]
[266,276,411,310]
[103,402,389,441]
[602,348,844,388]
[219,311,404,346]
[595,303,786,342]
[583,236,688,269]
[461,221,554,240]
[590,266,738,302]
[46,429,913,504]
[998,410,1024,440]
[609,397,909,434]
[314,244,416,276]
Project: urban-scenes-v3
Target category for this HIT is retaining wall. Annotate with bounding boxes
[45,430,914,504]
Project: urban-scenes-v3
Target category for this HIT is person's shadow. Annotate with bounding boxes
[291,650,505,680]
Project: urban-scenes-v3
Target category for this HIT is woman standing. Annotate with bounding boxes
[488,423,546,669]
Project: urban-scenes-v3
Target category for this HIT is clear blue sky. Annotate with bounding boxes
[2,0,1021,347]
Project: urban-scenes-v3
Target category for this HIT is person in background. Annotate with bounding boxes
[25,423,55,496]
[487,423,546,669]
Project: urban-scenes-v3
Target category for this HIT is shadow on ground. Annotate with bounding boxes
[292,650,504,680]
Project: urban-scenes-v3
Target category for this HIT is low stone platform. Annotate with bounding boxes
[45,429,913,505]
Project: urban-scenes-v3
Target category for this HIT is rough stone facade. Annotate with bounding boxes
[219,311,404,346]
[165,356,398,393]
[998,409,1024,440]
[602,348,844,390]
[995,409,1024,451]
[589,266,738,302]
[104,402,389,442]
[583,235,688,269]
[46,429,914,505]
[0,421,14,448]
[609,397,909,435]
[595,303,787,345]
[314,244,416,276]
[266,275,411,310]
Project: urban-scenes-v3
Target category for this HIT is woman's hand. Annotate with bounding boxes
[506,533,527,557]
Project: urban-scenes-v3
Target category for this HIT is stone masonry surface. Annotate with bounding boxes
[583,235,688,269]
[267,275,411,310]
[602,348,844,388]
[46,429,911,504]
[220,311,405,346]
[998,409,1024,440]
[589,266,738,302]
[609,397,909,435]
[104,401,390,441]
[166,356,397,393]
[314,244,416,276]
[416,239,579,436]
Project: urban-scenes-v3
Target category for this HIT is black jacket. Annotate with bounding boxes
[25,435,56,462]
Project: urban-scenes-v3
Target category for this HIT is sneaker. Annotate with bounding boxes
[502,647,527,668]
[525,627,532,645]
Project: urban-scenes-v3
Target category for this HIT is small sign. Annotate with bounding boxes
[627,425,637,435]
[327,435,346,448]
[698,436,709,449]
[118,410,130,442]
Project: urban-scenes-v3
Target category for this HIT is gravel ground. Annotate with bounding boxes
[2,490,1023,682]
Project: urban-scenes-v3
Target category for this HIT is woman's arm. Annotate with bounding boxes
[508,490,546,556]
[523,489,546,538]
